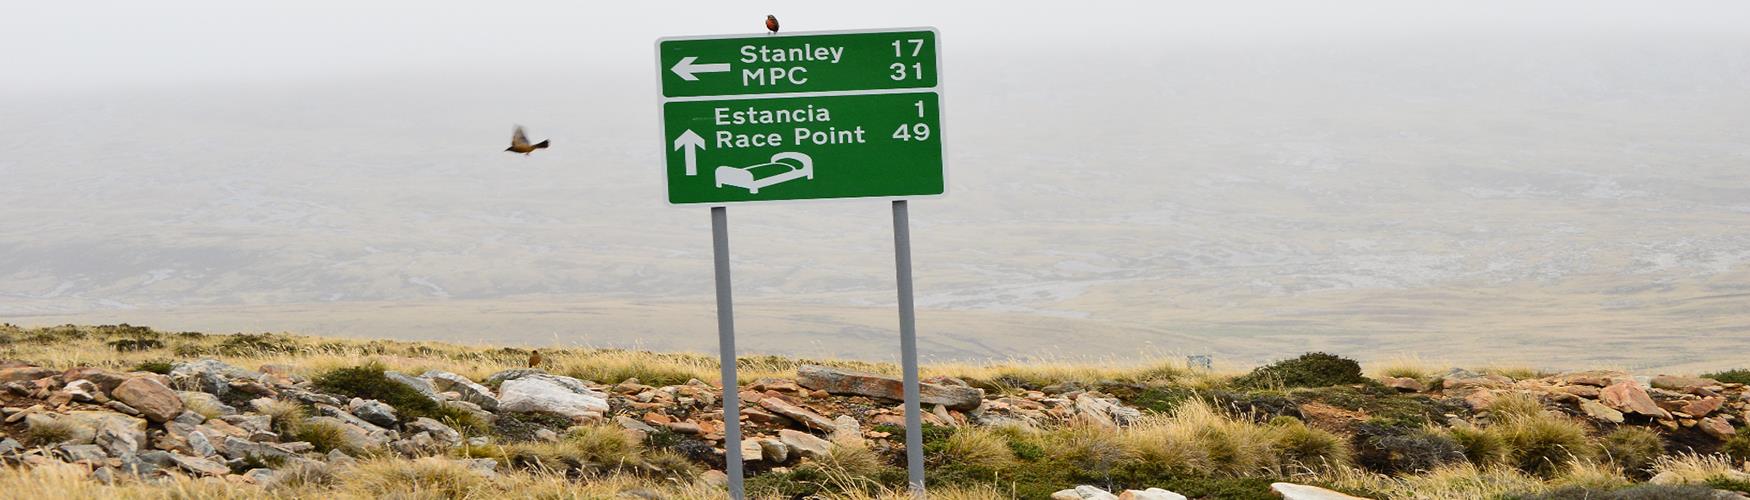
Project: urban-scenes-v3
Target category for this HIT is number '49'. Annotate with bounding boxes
[892,123,931,141]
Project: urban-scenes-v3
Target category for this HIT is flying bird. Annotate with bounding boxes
[505,125,550,155]
[766,15,779,34]
[528,350,543,368]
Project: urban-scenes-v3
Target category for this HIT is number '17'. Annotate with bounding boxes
[892,39,925,57]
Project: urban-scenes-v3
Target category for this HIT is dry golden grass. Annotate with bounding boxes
[1367,353,1447,380]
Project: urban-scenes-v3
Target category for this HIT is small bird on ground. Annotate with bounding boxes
[505,125,550,155]
[528,350,543,368]
[766,15,779,34]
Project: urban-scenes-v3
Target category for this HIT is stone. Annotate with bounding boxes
[758,438,789,463]
[1443,374,1514,391]
[104,401,141,416]
[58,443,108,463]
[95,424,143,458]
[0,366,57,384]
[222,415,273,434]
[497,376,610,421]
[221,436,295,462]
[1600,381,1673,419]
[243,468,277,485]
[189,431,217,457]
[315,404,394,437]
[174,410,207,426]
[1684,397,1726,417]
[1560,385,1602,398]
[484,368,546,386]
[1652,375,1721,393]
[327,449,358,468]
[777,429,831,459]
[62,379,100,402]
[169,453,231,476]
[179,391,238,417]
[1701,416,1737,441]
[700,469,728,487]
[1464,390,1499,410]
[384,371,445,404]
[534,428,560,442]
[456,458,498,478]
[1380,377,1427,392]
[169,359,258,397]
[831,415,863,444]
[796,365,984,410]
[1075,395,1143,428]
[1270,482,1373,499]
[0,438,20,455]
[1119,489,1188,500]
[406,418,461,447]
[1579,398,1625,424]
[758,396,838,432]
[423,370,500,411]
[63,367,168,394]
[739,439,763,462]
[348,398,399,427]
[112,377,184,423]
[33,411,148,446]
[1554,370,1629,387]
[1053,485,1119,500]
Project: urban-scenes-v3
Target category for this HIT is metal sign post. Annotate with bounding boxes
[710,206,745,499]
[892,200,925,495]
[657,27,945,497]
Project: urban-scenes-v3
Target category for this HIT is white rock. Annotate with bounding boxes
[1270,482,1373,500]
[423,370,501,411]
[1119,488,1187,500]
[497,376,609,420]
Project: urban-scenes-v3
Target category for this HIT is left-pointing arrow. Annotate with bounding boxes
[673,130,706,176]
[671,57,732,81]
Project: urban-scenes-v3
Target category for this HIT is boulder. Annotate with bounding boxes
[314,404,395,437]
[57,443,108,463]
[1443,374,1514,392]
[94,423,144,458]
[1553,370,1629,387]
[758,397,838,432]
[188,431,217,458]
[1599,381,1672,419]
[0,366,57,384]
[169,359,259,397]
[1652,375,1721,393]
[796,365,983,410]
[384,371,445,404]
[423,371,500,411]
[758,438,789,463]
[1120,489,1189,500]
[1052,486,1119,500]
[1380,377,1427,393]
[1270,482,1372,499]
[221,436,296,463]
[484,368,546,386]
[29,410,148,446]
[497,376,609,421]
[1074,395,1143,428]
[1682,397,1726,417]
[112,378,184,423]
[777,429,831,459]
[169,453,231,477]
[1700,417,1736,441]
[62,367,167,394]
[348,398,399,427]
[406,418,461,447]
[1579,398,1625,424]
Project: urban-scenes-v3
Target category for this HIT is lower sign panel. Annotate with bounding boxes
[663,92,945,204]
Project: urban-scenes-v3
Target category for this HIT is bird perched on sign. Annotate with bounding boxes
[505,125,550,155]
[766,15,779,34]
[528,350,543,368]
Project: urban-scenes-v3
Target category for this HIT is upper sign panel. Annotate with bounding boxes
[658,28,939,98]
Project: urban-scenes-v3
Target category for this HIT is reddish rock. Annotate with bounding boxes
[1465,390,1499,410]
[1700,416,1736,441]
[758,396,837,432]
[1553,370,1629,387]
[1380,377,1427,392]
[1652,375,1721,393]
[1682,397,1725,417]
[0,366,58,384]
[797,365,982,410]
[1599,381,1672,419]
[1560,385,1602,398]
[61,368,169,394]
[111,378,184,423]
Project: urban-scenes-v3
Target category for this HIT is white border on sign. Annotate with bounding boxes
[653,26,948,207]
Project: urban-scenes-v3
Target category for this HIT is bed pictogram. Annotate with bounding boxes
[714,152,814,194]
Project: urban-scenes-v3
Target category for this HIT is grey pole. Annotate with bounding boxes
[711,206,745,499]
[891,200,925,496]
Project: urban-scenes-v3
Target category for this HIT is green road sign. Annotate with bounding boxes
[657,28,945,205]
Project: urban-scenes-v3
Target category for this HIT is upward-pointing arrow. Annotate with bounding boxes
[671,57,732,81]
[673,130,706,176]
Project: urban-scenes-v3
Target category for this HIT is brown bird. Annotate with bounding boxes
[528,350,542,368]
[765,15,779,34]
[504,125,550,155]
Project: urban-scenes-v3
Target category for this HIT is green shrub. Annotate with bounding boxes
[1598,427,1665,475]
[131,360,174,375]
[1721,432,1750,463]
[107,338,164,352]
[1233,352,1366,389]
[1498,413,1596,477]
[1447,425,1510,466]
[291,418,354,454]
[312,362,483,432]
[1354,422,1465,474]
[1702,369,1750,385]
[1270,418,1351,470]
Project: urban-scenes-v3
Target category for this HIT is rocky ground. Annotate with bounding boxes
[3,325,1750,499]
